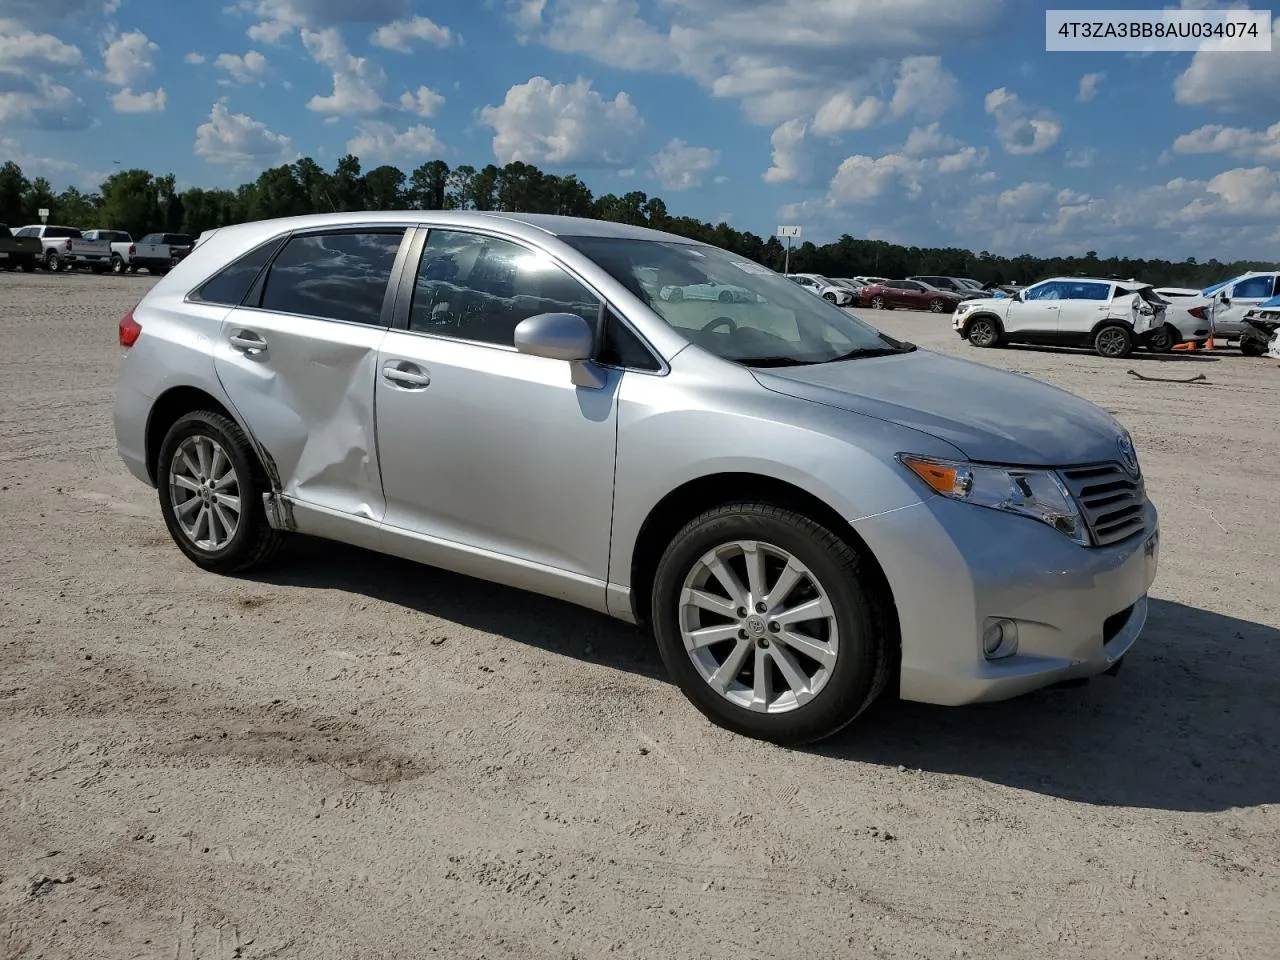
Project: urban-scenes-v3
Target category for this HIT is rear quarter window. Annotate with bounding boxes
[189,236,287,307]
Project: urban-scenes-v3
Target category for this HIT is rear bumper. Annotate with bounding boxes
[114,376,155,486]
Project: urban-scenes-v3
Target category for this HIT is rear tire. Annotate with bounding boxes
[928,297,946,313]
[111,254,126,274]
[1145,324,1177,353]
[156,410,285,575]
[650,503,892,745]
[823,292,838,303]
[869,296,886,309]
[44,250,62,272]
[1094,324,1135,359]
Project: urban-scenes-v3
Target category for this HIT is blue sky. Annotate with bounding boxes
[2,0,1278,260]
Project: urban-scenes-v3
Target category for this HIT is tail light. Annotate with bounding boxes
[119,306,142,348]
[64,238,73,250]
[129,244,136,256]
[1188,306,1207,320]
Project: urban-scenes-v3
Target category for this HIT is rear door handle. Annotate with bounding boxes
[229,331,268,355]
[382,360,430,389]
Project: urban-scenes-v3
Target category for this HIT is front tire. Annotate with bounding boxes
[1145,324,1177,353]
[156,410,285,574]
[965,316,1001,348]
[1240,336,1267,357]
[650,503,891,745]
[1094,323,1135,359]
[823,292,838,303]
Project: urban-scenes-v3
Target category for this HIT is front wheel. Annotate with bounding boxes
[650,503,892,745]
[1145,324,1177,353]
[1240,336,1267,357]
[156,410,285,574]
[823,292,838,303]
[965,316,1001,348]
[1094,324,1135,359]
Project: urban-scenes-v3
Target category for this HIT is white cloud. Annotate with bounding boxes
[762,117,810,184]
[301,27,386,116]
[348,120,443,160]
[215,50,268,84]
[1174,21,1280,108]
[111,87,166,112]
[811,90,881,137]
[650,138,720,190]
[194,98,294,166]
[398,85,444,117]
[370,15,454,52]
[0,73,91,129]
[985,87,1061,155]
[102,29,158,88]
[184,51,206,64]
[478,76,643,167]
[1172,122,1280,162]
[0,27,82,71]
[241,0,411,42]
[888,56,958,120]
[824,142,986,204]
[1077,72,1103,103]
[512,0,1000,126]
[902,122,964,157]
[1064,147,1097,168]
[0,136,105,189]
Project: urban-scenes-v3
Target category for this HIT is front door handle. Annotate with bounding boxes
[382,360,430,389]
[229,331,268,355]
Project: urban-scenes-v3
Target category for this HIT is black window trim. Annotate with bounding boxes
[387,222,668,376]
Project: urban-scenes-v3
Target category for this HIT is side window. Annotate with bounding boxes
[1232,276,1273,299]
[1062,282,1111,300]
[260,230,405,325]
[191,236,287,306]
[409,229,602,347]
[598,311,660,371]
[1023,282,1061,301]
[15,227,35,237]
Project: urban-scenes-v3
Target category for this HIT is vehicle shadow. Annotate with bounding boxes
[1004,344,1223,362]
[819,599,1280,813]
[248,540,1278,813]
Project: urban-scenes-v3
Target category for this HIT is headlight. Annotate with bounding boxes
[954,302,972,315]
[898,455,1088,545]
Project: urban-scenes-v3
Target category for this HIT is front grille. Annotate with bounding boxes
[1060,462,1148,546]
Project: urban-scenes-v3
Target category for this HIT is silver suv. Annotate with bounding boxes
[114,212,1159,744]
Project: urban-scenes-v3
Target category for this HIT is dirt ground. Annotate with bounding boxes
[1,270,1277,960]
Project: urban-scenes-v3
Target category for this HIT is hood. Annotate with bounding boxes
[752,349,1126,466]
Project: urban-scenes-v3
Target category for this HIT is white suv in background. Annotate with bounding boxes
[1190,272,1280,343]
[953,277,1173,358]
[786,273,857,306]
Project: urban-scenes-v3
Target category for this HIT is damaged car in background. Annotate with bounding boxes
[953,276,1182,357]
[113,211,1158,745]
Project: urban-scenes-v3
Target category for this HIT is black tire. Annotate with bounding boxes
[869,296,886,309]
[1240,336,1266,357]
[111,254,126,274]
[1094,323,1134,359]
[1145,324,1177,353]
[650,503,892,745]
[718,290,735,303]
[965,315,1001,348]
[44,250,62,272]
[823,292,838,303]
[928,297,946,313]
[156,410,285,574]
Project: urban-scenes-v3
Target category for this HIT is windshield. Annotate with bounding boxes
[1201,276,1241,297]
[562,236,906,365]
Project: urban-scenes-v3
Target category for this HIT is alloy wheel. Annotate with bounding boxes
[1096,327,1130,357]
[968,319,996,346]
[870,296,885,309]
[168,434,242,551]
[678,539,839,714]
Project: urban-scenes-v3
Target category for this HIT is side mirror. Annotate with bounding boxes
[1220,296,1231,306]
[513,312,606,389]
[1011,290,1023,302]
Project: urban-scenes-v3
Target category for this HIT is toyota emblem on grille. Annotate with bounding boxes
[1118,433,1139,475]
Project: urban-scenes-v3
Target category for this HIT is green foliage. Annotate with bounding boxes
[0,153,1273,286]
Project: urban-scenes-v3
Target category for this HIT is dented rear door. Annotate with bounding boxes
[212,227,413,523]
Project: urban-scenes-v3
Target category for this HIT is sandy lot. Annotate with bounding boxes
[2,270,1277,960]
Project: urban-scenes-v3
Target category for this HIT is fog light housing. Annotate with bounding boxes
[982,618,1019,660]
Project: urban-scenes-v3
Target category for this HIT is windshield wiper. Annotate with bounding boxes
[828,344,916,362]
[737,356,821,367]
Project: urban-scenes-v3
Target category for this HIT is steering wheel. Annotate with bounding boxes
[701,315,738,336]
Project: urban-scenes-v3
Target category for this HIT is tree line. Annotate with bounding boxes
[1,154,1274,288]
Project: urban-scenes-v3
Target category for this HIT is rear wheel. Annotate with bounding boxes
[1145,324,1177,353]
[44,250,62,272]
[823,292,838,303]
[651,503,891,745]
[966,316,1001,348]
[1094,324,1134,359]
[928,297,946,313]
[869,295,886,309]
[156,410,285,574]
[111,254,126,274]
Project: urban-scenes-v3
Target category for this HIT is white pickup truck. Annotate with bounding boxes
[81,229,175,275]
[14,224,112,272]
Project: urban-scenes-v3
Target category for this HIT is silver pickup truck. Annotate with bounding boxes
[82,229,176,274]
[14,224,112,272]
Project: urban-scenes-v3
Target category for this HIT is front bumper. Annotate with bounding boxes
[852,494,1159,706]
